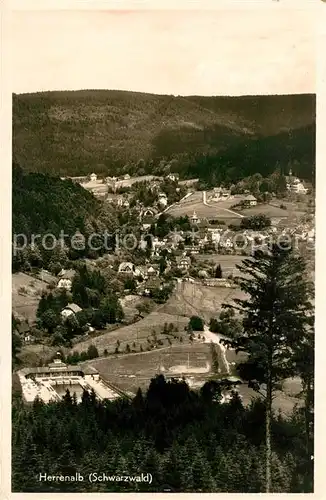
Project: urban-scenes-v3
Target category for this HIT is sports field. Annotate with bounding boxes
[84,342,303,415]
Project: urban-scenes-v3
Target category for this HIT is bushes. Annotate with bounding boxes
[240,215,271,231]
[215,264,223,278]
[65,344,99,364]
[209,310,242,339]
[188,316,205,331]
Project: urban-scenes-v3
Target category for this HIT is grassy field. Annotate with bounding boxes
[195,254,245,276]
[160,281,247,322]
[72,311,189,355]
[239,200,309,220]
[17,343,58,367]
[167,200,242,220]
[12,272,50,322]
[167,192,312,229]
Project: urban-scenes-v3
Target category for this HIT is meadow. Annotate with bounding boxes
[12,272,52,322]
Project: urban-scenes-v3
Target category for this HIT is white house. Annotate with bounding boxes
[292,181,308,194]
[212,187,230,201]
[167,173,179,182]
[176,255,191,271]
[90,173,97,182]
[190,210,200,225]
[140,207,158,220]
[61,303,82,319]
[57,269,76,291]
[286,173,308,194]
[243,194,257,207]
[147,264,160,277]
[116,196,130,208]
[158,192,168,208]
[208,228,222,244]
[219,237,234,250]
[118,261,136,276]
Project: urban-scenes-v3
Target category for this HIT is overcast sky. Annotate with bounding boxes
[11,6,316,96]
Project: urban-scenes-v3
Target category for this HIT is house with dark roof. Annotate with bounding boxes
[16,320,31,336]
[118,262,136,276]
[138,277,163,296]
[242,195,257,207]
[15,320,35,343]
[176,256,191,271]
[61,303,82,319]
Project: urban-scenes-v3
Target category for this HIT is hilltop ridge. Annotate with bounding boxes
[13,90,315,181]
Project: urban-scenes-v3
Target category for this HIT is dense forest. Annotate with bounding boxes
[12,376,312,493]
[182,125,315,186]
[12,164,101,238]
[12,164,124,270]
[13,91,315,183]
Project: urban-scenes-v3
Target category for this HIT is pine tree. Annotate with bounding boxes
[132,388,145,411]
[191,450,216,492]
[270,452,292,492]
[132,438,148,467]
[161,447,182,490]
[222,243,313,492]
[215,264,222,279]
[142,448,162,490]
[210,342,220,374]
[246,446,266,492]
[291,325,314,492]
[53,442,79,491]
[180,464,194,491]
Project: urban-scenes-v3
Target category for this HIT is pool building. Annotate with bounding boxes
[18,358,121,403]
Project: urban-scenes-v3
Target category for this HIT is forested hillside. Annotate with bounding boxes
[12,164,100,238]
[13,91,315,182]
[12,376,312,493]
[184,125,315,186]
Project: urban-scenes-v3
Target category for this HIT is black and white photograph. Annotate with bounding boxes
[7,0,318,494]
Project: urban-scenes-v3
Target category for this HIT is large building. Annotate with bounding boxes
[286,170,308,194]
[18,358,121,404]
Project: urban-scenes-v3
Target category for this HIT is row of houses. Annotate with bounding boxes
[69,172,179,187]
[106,192,169,211]
[118,256,192,277]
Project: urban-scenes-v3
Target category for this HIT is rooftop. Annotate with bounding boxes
[63,303,82,314]
[58,269,76,280]
[20,361,87,376]
[244,195,257,201]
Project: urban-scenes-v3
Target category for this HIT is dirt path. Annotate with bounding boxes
[202,326,231,374]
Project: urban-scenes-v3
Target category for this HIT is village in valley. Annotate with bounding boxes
[8,3,318,492]
[13,165,315,410]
